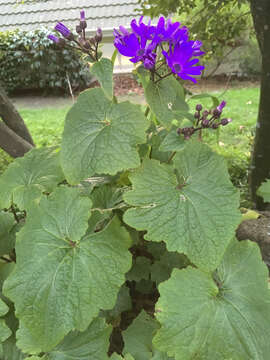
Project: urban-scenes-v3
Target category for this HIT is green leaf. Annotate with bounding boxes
[87,185,125,233]
[91,58,113,100]
[61,88,149,184]
[0,336,25,360]
[153,240,270,360]
[126,257,152,282]
[149,129,171,163]
[47,317,111,360]
[0,319,11,342]
[0,212,15,256]
[123,141,241,270]
[145,77,188,128]
[159,129,185,152]
[110,354,123,360]
[123,310,159,360]
[111,354,134,360]
[151,350,174,360]
[0,309,25,360]
[188,93,219,108]
[150,251,189,285]
[0,147,64,210]
[0,298,9,316]
[257,179,270,202]
[102,285,132,323]
[3,187,132,353]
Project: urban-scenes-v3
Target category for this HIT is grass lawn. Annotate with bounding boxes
[0,86,260,206]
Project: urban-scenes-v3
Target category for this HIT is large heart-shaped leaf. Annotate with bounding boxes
[123,310,160,360]
[124,141,240,270]
[3,187,132,353]
[61,88,149,184]
[47,317,112,360]
[153,240,270,360]
[145,77,188,128]
[0,147,64,210]
[0,211,15,256]
[91,58,113,100]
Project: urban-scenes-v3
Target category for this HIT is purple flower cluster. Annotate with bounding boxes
[48,10,102,62]
[178,100,231,140]
[114,16,204,83]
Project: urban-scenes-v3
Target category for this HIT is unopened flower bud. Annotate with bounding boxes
[213,108,221,118]
[202,110,209,118]
[82,40,91,49]
[80,10,87,29]
[202,119,210,128]
[182,127,195,139]
[76,25,82,34]
[177,128,182,135]
[95,28,103,42]
[89,37,96,45]
[194,111,200,119]
[196,104,202,111]
[221,118,231,126]
[212,123,219,129]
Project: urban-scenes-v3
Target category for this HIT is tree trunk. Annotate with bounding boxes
[0,122,33,158]
[0,84,34,158]
[250,0,270,209]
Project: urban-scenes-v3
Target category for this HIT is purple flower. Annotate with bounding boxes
[47,34,60,43]
[130,16,156,43]
[80,10,86,21]
[162,42,204,83]
[114,27,157,69]
[154,17,188,44]
[217,100,226,112]
[55,22,71,38]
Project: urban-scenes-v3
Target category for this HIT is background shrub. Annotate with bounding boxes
[239,37,261,77]
[0,28,93,93]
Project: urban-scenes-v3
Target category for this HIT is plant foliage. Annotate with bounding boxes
[0,29,91,93]
[0,15,269,360]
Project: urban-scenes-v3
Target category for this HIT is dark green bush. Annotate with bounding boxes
[214,145,251,207]
[0,28,92,93]
[239,37,261,77]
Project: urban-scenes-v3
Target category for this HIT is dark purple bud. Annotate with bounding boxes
[212,108,221,118]
[177,128,182,135]
[196,104,202,111]
[95,28,103,42]
[194,111,200,119]
[212,123,219,129]
[81,40,91,49]
[202,119,210,128]
[76,25,82,34]
[47,34,60,43]
[221,118,231,126]
[202,110,209,118]
[182,127,195,139]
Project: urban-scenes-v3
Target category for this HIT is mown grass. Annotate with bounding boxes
[0,86,260,206]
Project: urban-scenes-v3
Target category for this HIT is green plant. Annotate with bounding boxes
[0,28,92,93]
[0,15,270,360]
[239,37,262,77]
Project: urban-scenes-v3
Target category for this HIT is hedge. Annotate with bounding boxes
[0,28,92,93]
